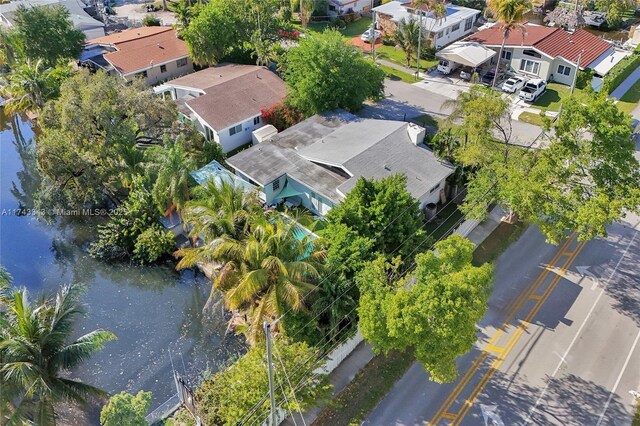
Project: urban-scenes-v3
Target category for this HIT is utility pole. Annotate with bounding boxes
[264,321,277,426]
[416,7,423,80]
[570,49,583,95]
[372,8,377,61]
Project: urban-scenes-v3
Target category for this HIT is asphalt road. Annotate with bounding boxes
[364,215,640,426]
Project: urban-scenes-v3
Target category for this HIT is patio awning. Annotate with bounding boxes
[436,42,496,68]
[273,181,305,200]
[190,160,257,191]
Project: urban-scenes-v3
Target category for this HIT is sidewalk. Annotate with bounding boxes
[282,206,506,426]
[609,66,640,100]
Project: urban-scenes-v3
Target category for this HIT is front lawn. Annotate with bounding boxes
[374,44,438,71]
[293,16,372,39]
[410,113,444,132]
[424,202,464,242]
[615,78,640,114]
[517,111,547,127]
[530,82,587,112]
[379,64,417,83]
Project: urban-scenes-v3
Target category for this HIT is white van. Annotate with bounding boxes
[437,59,460,75]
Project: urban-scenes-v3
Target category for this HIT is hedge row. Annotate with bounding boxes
[602,46,640,94]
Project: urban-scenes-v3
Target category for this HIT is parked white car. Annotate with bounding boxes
[360,28,381,43]
[501,76,527,93]
[437,59,460,75]
[518,79,547,102]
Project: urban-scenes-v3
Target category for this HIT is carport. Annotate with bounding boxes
[436,41,496,68]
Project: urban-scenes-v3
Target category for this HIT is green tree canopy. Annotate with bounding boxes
[182,0,280,65]
[13,5,85,67]
[326,174,427,261]
[463,92,640,244]
[357,235,493,383]
[0,282,116,425]
[100,391,152,426]
[195,339,331,425]
[282,30,385,115]
[35,70,183,211]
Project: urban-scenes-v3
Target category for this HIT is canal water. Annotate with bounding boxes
[0,113,244,421]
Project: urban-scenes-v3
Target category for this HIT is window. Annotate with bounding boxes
[519,59,541,75]
[436,31,443,39]
[464,16,474,31]
[176,58,188,67]
[272,179,280,191]
[253,116,260,125]
[229,124,242,136]
[501,50,512,60]
[429,183,440,194]
[523,49,542,58]
[557,64,571,76]
[140,70,148,79]
[451,23,460,32]
[160,64,167,73]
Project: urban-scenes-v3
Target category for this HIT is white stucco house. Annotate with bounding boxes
[328,0,374,14]
[373,1,481,48]
[467,23,628,87]
[80,26,193,86]
[155,64,287,154]
[226,112,455,216]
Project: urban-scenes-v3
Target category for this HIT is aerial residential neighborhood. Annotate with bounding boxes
[0,0,639,425]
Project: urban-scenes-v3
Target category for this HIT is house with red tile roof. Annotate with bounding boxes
[466,23,627,87]
[155,64,287,153]
[80,26,193,86]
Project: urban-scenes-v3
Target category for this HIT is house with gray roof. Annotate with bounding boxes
[155,63,287,153]
[226,112,455,216]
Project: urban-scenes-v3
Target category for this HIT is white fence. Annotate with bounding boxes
[314,330,364,375]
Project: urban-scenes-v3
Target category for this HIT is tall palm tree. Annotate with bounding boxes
[0,59,56,115]
[172,1,191,31]
[0,283,116,426]
[145,137,196,214]
[411,0,442,74]
[175,179,263,269]
[393,18,421,67]
[486,0,532,88]
[208,218,323,344]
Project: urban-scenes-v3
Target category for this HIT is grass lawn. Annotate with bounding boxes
[531,83,586,112]
[424,202,464,243]
[374,44,438,71]
[517,111,547,127]
[379,64,417,83]
[615,78,640,115]
[293,16,372,39]
[473,220,528,266]
[633,400,640,426]
[313,350,415,426]
[411,113,445,132]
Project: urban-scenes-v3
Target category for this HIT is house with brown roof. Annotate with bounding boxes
[466,23,627,87]
[81,26,193,85]
[155,64,287,153]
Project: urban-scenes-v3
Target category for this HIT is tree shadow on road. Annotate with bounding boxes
[473,370,630,425]
[358,98,443,122]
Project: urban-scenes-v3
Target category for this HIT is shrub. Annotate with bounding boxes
[576,68,594,90]
[602,46,640,94]
[142,14,161,26]
[100,391,152,426]
[133,225,175,263]
[261,101,305,131]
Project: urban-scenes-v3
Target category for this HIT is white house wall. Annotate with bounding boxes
[124,57,194,86]
[432,13,479,48]
[214,115,266,153]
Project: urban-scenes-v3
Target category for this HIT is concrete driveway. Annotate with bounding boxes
[364,217,640,426]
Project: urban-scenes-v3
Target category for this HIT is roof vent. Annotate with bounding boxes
[384,164,391,171]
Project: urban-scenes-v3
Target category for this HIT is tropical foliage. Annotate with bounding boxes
[282,30,385,115]
[0,59,60,114]
[357,235,493,383]
[0,281,116,425]
[100,390,152,426]
[195,339,331,426]
[393,18,421,67]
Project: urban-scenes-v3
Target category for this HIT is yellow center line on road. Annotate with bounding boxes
[428,234,581,425]
[450,240,587,426]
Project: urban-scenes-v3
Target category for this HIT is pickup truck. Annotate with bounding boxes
[518,79,547,102]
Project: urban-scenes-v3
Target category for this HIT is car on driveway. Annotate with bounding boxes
[501,76,527,93]
[360,28,381,43]
[518,79,547,102]
[481,67,505,86]
[459,66,479,81]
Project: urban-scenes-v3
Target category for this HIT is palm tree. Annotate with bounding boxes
[145,137,196,214]
[208,218,323,344]
[175,179,263,269]
[486,0,532,88]
[411,0,444,73]
[251,30,273,67]
[393,18,421,67]
[172,1,191,31]
[0,59,56,115]
[0,28,23,69]
[0,283,116,425]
